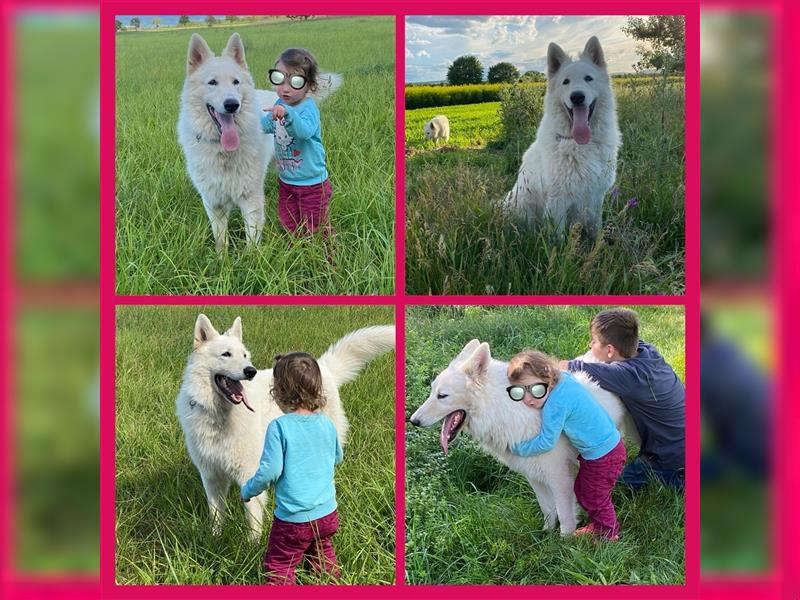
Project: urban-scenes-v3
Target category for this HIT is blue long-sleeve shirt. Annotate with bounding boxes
[261,98,328,185]
[241,412,342,523]
[568,341,685,470]
[512,371,621,460]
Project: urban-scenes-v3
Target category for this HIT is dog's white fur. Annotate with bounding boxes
[503,37,621,238]
[177,33,341,251]
[176,314,395,539]
[424,115,450,145]
[409,340,638,535]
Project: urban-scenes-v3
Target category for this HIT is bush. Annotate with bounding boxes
[498,83,544,152]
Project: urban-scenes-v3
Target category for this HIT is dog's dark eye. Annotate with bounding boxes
[222,351,231,357]
[208,79,218,86]
[437,393,449,400]
[563,78,570,85]
[233,78,240,85]
[584,75,593,82]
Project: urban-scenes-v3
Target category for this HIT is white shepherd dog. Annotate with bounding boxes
[177,33,341,251]
[176,314,395,539]
[503,37,621,239]
[409,339,638,535]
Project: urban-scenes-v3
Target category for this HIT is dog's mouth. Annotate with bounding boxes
[565,99,596,145]
[206,104,240,152]
[214,374,255,412]
[439,410,467,455]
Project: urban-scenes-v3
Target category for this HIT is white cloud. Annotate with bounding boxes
[417,50,430,58]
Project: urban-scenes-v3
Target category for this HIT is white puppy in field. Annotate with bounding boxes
[503,37,621,239]
[424,115,450,145]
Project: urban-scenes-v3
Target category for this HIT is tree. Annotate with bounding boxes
[487,62,520,84]
[152,17,161,29]
[179,15,190,27]
[225,15,238,23]
[447,55,483,85]
[115,19,122,31]
[205,15,217,27]
[520,70,546,83]
[129,17,140,30]
[621,15,685,74]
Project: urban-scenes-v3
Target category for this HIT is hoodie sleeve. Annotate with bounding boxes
[566,360,638,397]
[281,102,319,140]
[260,112,276,134]
[335,435,344,465]
[511,397,567,457]
[241,421,284,500]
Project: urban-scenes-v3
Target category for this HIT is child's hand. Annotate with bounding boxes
[271,104,286,120]
[558,360,570,370]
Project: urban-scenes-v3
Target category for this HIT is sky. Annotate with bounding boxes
[116,15,227,27]
[405,16,646,83]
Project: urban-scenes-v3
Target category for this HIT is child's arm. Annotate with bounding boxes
[566,360,637,397]
[511,399,567,457]
[280,103,319,140]
[241,423,284,501]
[260,111,277,134]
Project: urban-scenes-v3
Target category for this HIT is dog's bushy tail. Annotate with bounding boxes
[310,72,343,102]
[319,325,395,388]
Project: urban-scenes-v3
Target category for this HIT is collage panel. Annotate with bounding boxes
[405,304,686,584]
[114,15,396,296]
[114,305,396,584]
[404,15,686,295]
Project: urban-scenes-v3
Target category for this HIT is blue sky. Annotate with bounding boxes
[116,15,227,27]
[405,16,646,82]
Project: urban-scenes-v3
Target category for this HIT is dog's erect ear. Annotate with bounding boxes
[547,42,570,78]
[582,36,606,69]
[222,33,247,69]
[194,314,219,349]
[450,339,481,367]
[187,34,213,74]
[461,342,492,382]
[226,316,243,341]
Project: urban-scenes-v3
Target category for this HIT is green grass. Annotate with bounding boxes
[115,17,395,295]
[115,305,395,584]
[405,79,685,295]
[405,102,501,151]
[405,305,685,585]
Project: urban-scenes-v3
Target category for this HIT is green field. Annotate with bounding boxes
[115,305,396,584]
[115,17,395,295]
[405,305,685,584]
[405,79,685,295]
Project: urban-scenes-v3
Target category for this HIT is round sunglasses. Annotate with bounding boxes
[268,69,307,90]
[506,382,549,402]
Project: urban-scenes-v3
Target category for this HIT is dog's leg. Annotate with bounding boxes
[200,473,229,535]
[242,197,265,245]
[551,473,578,535]
[528,479,558,531]
[204,204,229,253]
[243,491,267,541]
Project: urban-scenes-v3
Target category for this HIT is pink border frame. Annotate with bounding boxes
[7,0,800,597]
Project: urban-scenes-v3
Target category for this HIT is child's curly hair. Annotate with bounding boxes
[270,352,326,412]
[276,48,320,92]
[507,350,562,387]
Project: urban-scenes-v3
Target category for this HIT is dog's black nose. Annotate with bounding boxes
[244,366,257,380]
[570,91,585,106]
[409,417,420,427]
[223,99,240,113]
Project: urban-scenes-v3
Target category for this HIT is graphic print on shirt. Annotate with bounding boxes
[274,120,303,173]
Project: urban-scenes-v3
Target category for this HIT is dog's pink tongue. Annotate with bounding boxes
[240,393,255,413]
[439,420,450,456]
[571,105,591,145]
[218,113,240,151]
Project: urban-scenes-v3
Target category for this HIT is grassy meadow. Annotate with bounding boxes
[115,305,396,584]
[405,78,685,295]
[405,305,685,584]
[115,17,395,295]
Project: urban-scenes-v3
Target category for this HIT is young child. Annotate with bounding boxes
[262,48,333,238]
[507,350,627,540]
[241,352,343,584]
[560,308,686,491]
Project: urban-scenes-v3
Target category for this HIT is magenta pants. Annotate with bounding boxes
[263,510,340,585]
[574,438,627,538]
[277,178,333,235]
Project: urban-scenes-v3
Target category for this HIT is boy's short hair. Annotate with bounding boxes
[591,308,640,358]
[271,352,326,411]
[276,48,320,92]
[507,350,561,387]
